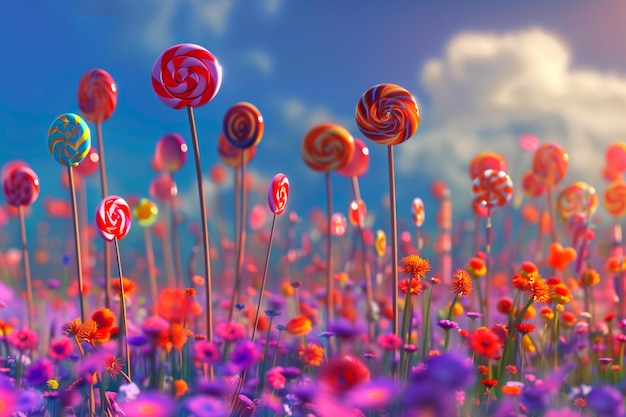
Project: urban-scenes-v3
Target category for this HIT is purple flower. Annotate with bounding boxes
[25,358,54,387]
[185,395,228,417]
[193,340,222,365]
[127,335,149,347]
[437,320,458,330]
[329,319,365,340]
[17,388,44,414]
[229,341,260,370]
[466,311,483,319]
[281,366,301,380]
[587,386,626,417]
[422,350,475,390]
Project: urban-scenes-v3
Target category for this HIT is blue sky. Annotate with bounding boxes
[2,0,626,267]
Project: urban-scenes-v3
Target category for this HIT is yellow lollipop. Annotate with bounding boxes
[133,198,159,227]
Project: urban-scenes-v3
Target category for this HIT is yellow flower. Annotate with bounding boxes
[47,379,59,390]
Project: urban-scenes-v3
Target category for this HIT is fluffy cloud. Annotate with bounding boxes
[399,28,626,213]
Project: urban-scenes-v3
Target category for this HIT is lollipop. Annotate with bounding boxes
[48,113,91,167]
[155,133,188,172]
[532,143,568,186]
[1,160,29,184]
[152,43,222,109]
[556,182,598,223]
[77,69,117,123]
[375,230,386,257]
[521,171,547,198]
[218,132,256,169]
[606,142,626,172]
[301,123,355,173]
[133,198,159,227]
[74,148,100,177]
[331,213,347,237]
[150,173,177,202]
[469,152,506,179]
[337,138,370,178]
[411,198,425,227]
[356,83,420,146]
[472,169,514,209]
[96,196,132,241]
[604,181,626,217]
[3,166,39,207]
[223,102,264,149]
[348,200,367,227]
[268,173,289,216]
[518,134,541,153]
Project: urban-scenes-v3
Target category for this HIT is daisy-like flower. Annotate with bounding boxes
[298,343,324,367]
[215,322,246,342]
[398,278,423,295]
[377,334,403,351]
[399,255,431,280]
[76,320,99,346]
[528,275,551,303]
[193,340,221,365]
[104,354,125,380]
[112,277,138,297]
[8,328,38,352]
[48,337,73,362]
[285,316,312,336]
[470,327,501,359]
[452,269,472,297]
[550,283,572,304]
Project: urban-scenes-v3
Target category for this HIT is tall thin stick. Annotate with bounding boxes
[144,227,158,307]
[113,238,131,381]
[18,206,34,331]
[68,166,86,322]
[186,106,214,341]
[387,146,399,336]
[251,214,277,343]
[326,172,334,332]
[96,123,112,309]
[484,208,493,326]
[229,152,247,321]
[169,174,184,288]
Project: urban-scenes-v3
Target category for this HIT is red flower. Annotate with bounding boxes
[469,328,501,359]
[318,355,370,394]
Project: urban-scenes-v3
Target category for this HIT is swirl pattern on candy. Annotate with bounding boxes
[301,123,355,173]
[604,181,626,217]
[356,83,420,146]
[556,182,597,223]
[3,166,40,207]
[223,102,264,149]
[133,198,159,227]
[268,173,289,216]
[469,152,506,179]
[532,143,568,187]
[412,198,425,227]
[77,69,117,123]
[152,43,222,109]
[472,169,514,209]
[217,132,256,169]
[48,113,91,167]
[96,196,132,241]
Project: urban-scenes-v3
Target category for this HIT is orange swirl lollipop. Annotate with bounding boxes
[217,132,256,169]
[469,152,507,179]
[301,123,355,173]
[521,171,547,198]
[604,180,626,217]
[532,143,568,186]
[556,182,597,223]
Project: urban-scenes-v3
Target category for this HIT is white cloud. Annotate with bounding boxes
[261,0,281,15]
[279,99,353,132]
[399,27,626,213]
[245,50,273,74]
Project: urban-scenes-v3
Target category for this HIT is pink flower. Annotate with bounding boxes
[216,322,246,342]
[377,334,402,351]
[8,328,38,351]
[49,337,73,361]
[266,366,286,390]
[192,340,222,365]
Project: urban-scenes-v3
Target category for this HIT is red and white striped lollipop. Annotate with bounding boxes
[96,196,132,241]
[268,173,289,216]
[472,169,514,209]
[411,197,425,227]
[3,166,39,207]
[152,43,223,109]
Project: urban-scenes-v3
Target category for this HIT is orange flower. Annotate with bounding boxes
[63,318,82,337]
[157,288,199,323]
[159,323,189,352]
[541,306,555,321]
[579,269,600,287]
[452,269,472,297]
[399,255,431,280]
[399,278,423,295]
[91,308,116,342]
[550,283,572,304]
[174,379,189,397]
[470,328,501,358]
[501,382,523,396]
[496,298,513,315]
[76,320,99,346]
[466,257,486,278]
[529,275,550,303]
[560,311,578,328]
[0,319,13,336]
[112,277,138,297]
[298,343,324,366]
[546,242,576,271]
[286,316,312,336]
[104,354,125,380]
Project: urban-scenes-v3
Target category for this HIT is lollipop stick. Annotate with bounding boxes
[169,174,184,288]
[387,145,399,336]
[113,238,131,382]
[144,227,158,307]
[325,172,335,333]
[547,186,557,244]
[96,123,113,309]
[484,207,492,325]
[229,153,247,321]
[68,166,86,322]
[17,206,34,331]
[251,214,277,343]
[186,106,214,341]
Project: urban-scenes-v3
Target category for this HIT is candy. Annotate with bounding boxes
[77,69,117,123]
[337,138,370,178]
[301,123,354,173]
[348,200,367,227]
[74,148,100,177]
[556,182,597,223]
[375,230,386,257]
[356,83,420,146]
[151,43,222,109]
[96,196,132,241]
[155,133,188,172]
[223,102,264,149]
[331,213,347,237]
[268,173,289,216]
[517,134,540,153]
[521,171,547,198]
[532,143,568,186]
[411,198,425,227]
[471,169,514,209]
[469,152,506,179]
[150,173,177,202]
[217,132,256,169]
[1,160,29,184]
[48,113,91,167]
[605,142,626,172]
[603,181,626,217]
[3,166,39,207]
[133,198,159,227]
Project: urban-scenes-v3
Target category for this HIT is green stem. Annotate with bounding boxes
[421,284,434,362]
[443,294,460,352]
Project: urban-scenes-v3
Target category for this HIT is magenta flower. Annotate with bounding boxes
[377,333,403,351]
[48,337,73,361]
[120,393,176,417]
[266,366,287,390]
[193,340,222,365]
[216,322,246,342]
[8,328,38,351]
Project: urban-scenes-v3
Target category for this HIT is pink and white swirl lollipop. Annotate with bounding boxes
[3,166,39,207]
[268,173,289,216]
[77,69,117,123]
[152,43,222,109]
[472,169,514,209]
[96,196,132,241]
